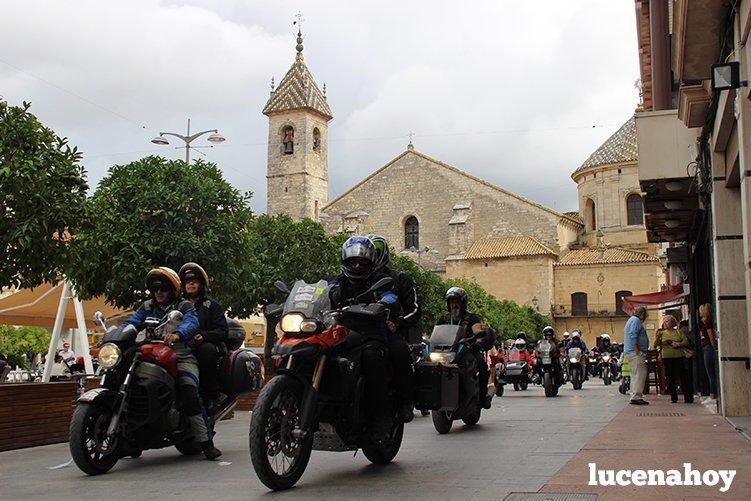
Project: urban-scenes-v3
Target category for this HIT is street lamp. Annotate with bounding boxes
[151,118,226,164]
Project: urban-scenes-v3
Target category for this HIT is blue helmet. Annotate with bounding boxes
[341,236,376,280]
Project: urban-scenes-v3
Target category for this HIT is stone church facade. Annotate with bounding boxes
[263,34,664,346]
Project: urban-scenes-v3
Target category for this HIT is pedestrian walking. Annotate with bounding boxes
[624,306,650,405]
[654,315,694,403]
[698,303,718,399]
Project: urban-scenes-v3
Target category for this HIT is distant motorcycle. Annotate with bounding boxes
[536,339,560,397]
[598,351,616,386]
[568,347,585,390]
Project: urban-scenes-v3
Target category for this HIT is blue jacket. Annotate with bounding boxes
[122,298,199,342]
[565,339,588,353]
[623,315,649,354]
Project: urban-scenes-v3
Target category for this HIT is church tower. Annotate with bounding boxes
[263,28,332,220]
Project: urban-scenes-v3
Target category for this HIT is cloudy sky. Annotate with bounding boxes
[0,0,640,214]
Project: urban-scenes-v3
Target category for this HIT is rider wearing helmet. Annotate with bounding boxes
[436,287,495,408]
[179,263,228,415]
[329,236,398,444]
[565,330,590,380]
[535,326,563,385]
[368,234,420,423]
[121,267,221,460]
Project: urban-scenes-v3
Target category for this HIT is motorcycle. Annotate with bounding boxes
[416,324,491,434]
[504,351,531,391]
[493,360,505,396]
[69,311,261,475]
[568,347,585,390]
[587,353,599,377]
[618,353,631,395]
[249,277,404,491]
[409,341,431,415]
[598,351,615,386]
[536,340,560,397]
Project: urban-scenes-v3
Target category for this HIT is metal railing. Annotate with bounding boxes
[552,303,628,317]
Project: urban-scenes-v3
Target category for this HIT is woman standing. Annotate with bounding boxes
[699,303,718,399]
[654,315,694,403]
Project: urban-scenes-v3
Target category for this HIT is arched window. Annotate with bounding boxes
[626,194,644,225]
[282,125,294,155]
[312,127,321,152]
[585,199,596,231]
[571,292,588,316]
[404,216,419,249]
[615,290,632,316]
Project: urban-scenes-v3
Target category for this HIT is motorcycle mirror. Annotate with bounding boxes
[273,280,290,294]
[92,311,105,323]
[167,310,183,323]
[366,276,393,295]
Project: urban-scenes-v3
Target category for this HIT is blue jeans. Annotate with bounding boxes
[702,345,717,396]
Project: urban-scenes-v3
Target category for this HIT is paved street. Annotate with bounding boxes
[1,382,627,500]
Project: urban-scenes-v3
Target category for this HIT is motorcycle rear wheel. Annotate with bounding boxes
[362,421,404,464]
[249,376,312,491]
[431,410,453,434]
[495,384,504,397]
[519,382,528,391]
[543,372,555,397]
[69,403,120,475]
[462,405,481,426]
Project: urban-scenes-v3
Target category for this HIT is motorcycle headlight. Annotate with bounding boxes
[430,352,455,364]
[603,354,611,362]
[98,343,121,369]
[569,357,578,363]
[280,313,305,333]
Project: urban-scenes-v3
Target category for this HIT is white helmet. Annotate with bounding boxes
[601,333,611,341]
[572,331,581,339]
[563,331,570,339]
[514,339,526,349]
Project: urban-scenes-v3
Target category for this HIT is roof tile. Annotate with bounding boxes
[464,237,558,260]
[573,117,637,175]
[555,247,658,266]
[263,56,332,119]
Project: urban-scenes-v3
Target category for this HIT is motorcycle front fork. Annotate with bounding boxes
[102,356,139,450]
[290,355,327,440]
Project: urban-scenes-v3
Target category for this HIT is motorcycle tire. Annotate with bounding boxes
[174,439,201,456]
[543,372,555,397]
[421,409,430,416]
[603,372,611,386]
[572,369,582,390]
[618,380,627,395]
[362,421,404,464]
[513,383,520,391]
[431,410,453,434]
[69,403,120,475]
[495,385,504,397]
[462,406,481,426]
[520,382,528,391]
[249,376,313,491]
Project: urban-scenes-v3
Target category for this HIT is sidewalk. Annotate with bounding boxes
[537,394,751,500]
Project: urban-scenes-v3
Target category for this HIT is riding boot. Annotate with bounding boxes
[200,439,222,460]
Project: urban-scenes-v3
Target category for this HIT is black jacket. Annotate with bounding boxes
[376,266,420,335]
[192,296,228,344]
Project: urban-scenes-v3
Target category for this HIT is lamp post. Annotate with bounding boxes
[151,118,225,164]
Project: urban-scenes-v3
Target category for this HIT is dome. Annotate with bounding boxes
[572,117,637,178]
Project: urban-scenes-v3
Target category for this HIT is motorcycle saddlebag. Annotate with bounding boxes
[220,349,262,396]
[225,317,246,351]
[413,361,459,411]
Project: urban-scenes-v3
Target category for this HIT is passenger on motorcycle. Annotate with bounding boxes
[509,339,534,365]
[436,287,494,408]
[121,267,221,460]
[179,263,228,415]
[368,234,420,423]
[329,236,399,444]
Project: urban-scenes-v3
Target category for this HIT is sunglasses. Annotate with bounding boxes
[184,277,201,285]
[149,284,173,294]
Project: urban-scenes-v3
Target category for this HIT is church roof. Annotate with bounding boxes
[563,211,584,224]
[464,237,558,260]
[323,148,582,226]
[573,117,637,176]
[262,32,332,120]
[554,247,658,266]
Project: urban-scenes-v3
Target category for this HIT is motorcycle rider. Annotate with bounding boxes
[565,331,589,380]
[509,338,534,365]
[179,262,228,415]
[329,236,398,444]
[593,333,619,379]
[368,234,420,423]
[535,326,564,386]
[436,287,494,408]
[121,267,221,460]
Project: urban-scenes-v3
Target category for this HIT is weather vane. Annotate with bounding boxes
[408,130,415,144]
[293,11,305,32]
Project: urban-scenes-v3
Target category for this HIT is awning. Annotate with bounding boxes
[0,283,128,329]
[621,284,689,315]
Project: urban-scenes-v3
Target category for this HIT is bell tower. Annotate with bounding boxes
[263,27,332,221]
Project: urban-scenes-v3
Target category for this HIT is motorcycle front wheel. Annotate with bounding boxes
[571,368,582,390]
[431,410,453,434]
[520,382,528,391]
[362,420,404,464]
[249,376,312,491]
[495,384,504,397]
[69,403,120,475]
[603,370,611,386]
[543,372,555,397]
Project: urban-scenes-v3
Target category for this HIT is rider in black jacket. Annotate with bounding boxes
[368,234,420,423]
[179,263,228,416]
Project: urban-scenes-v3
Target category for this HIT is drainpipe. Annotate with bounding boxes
[650,0,672,110]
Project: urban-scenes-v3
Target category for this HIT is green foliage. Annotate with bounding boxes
[0,324,50,368]
[68,156,255,313]
[0,100,88,289]
[389,254,446,330]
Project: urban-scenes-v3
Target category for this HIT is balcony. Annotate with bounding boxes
[552,303,626,318]
[635,110,701,243]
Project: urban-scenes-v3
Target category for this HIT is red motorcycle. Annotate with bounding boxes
[69,311,261,475]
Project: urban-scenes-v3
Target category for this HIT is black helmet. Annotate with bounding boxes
[179,262,210,292]
[515,331,527,341]
[445,286,468,314]
[341,236,376,280]
[367,234,390,272]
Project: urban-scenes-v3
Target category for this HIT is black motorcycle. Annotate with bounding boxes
[409,341,431,415]
[598,351,616,385]
[567,347,585,390]
[249,277,404,491]
[536,339,560,397]
[415,324,492,434]
[70,311,260,475]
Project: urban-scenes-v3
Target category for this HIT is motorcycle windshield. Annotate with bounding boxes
[283,280,332,320]
[508,350,527,362]
[538,340,553,354]
[429,324,462,352]
[568,347,582,360]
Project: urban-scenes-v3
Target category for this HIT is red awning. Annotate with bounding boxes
[621,284,689,314]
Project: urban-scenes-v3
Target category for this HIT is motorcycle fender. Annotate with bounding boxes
[77,387,116,405]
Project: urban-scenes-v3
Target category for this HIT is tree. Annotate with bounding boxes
[0,324,50,368]
[68,156,255,314]
[0,100,88,289]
